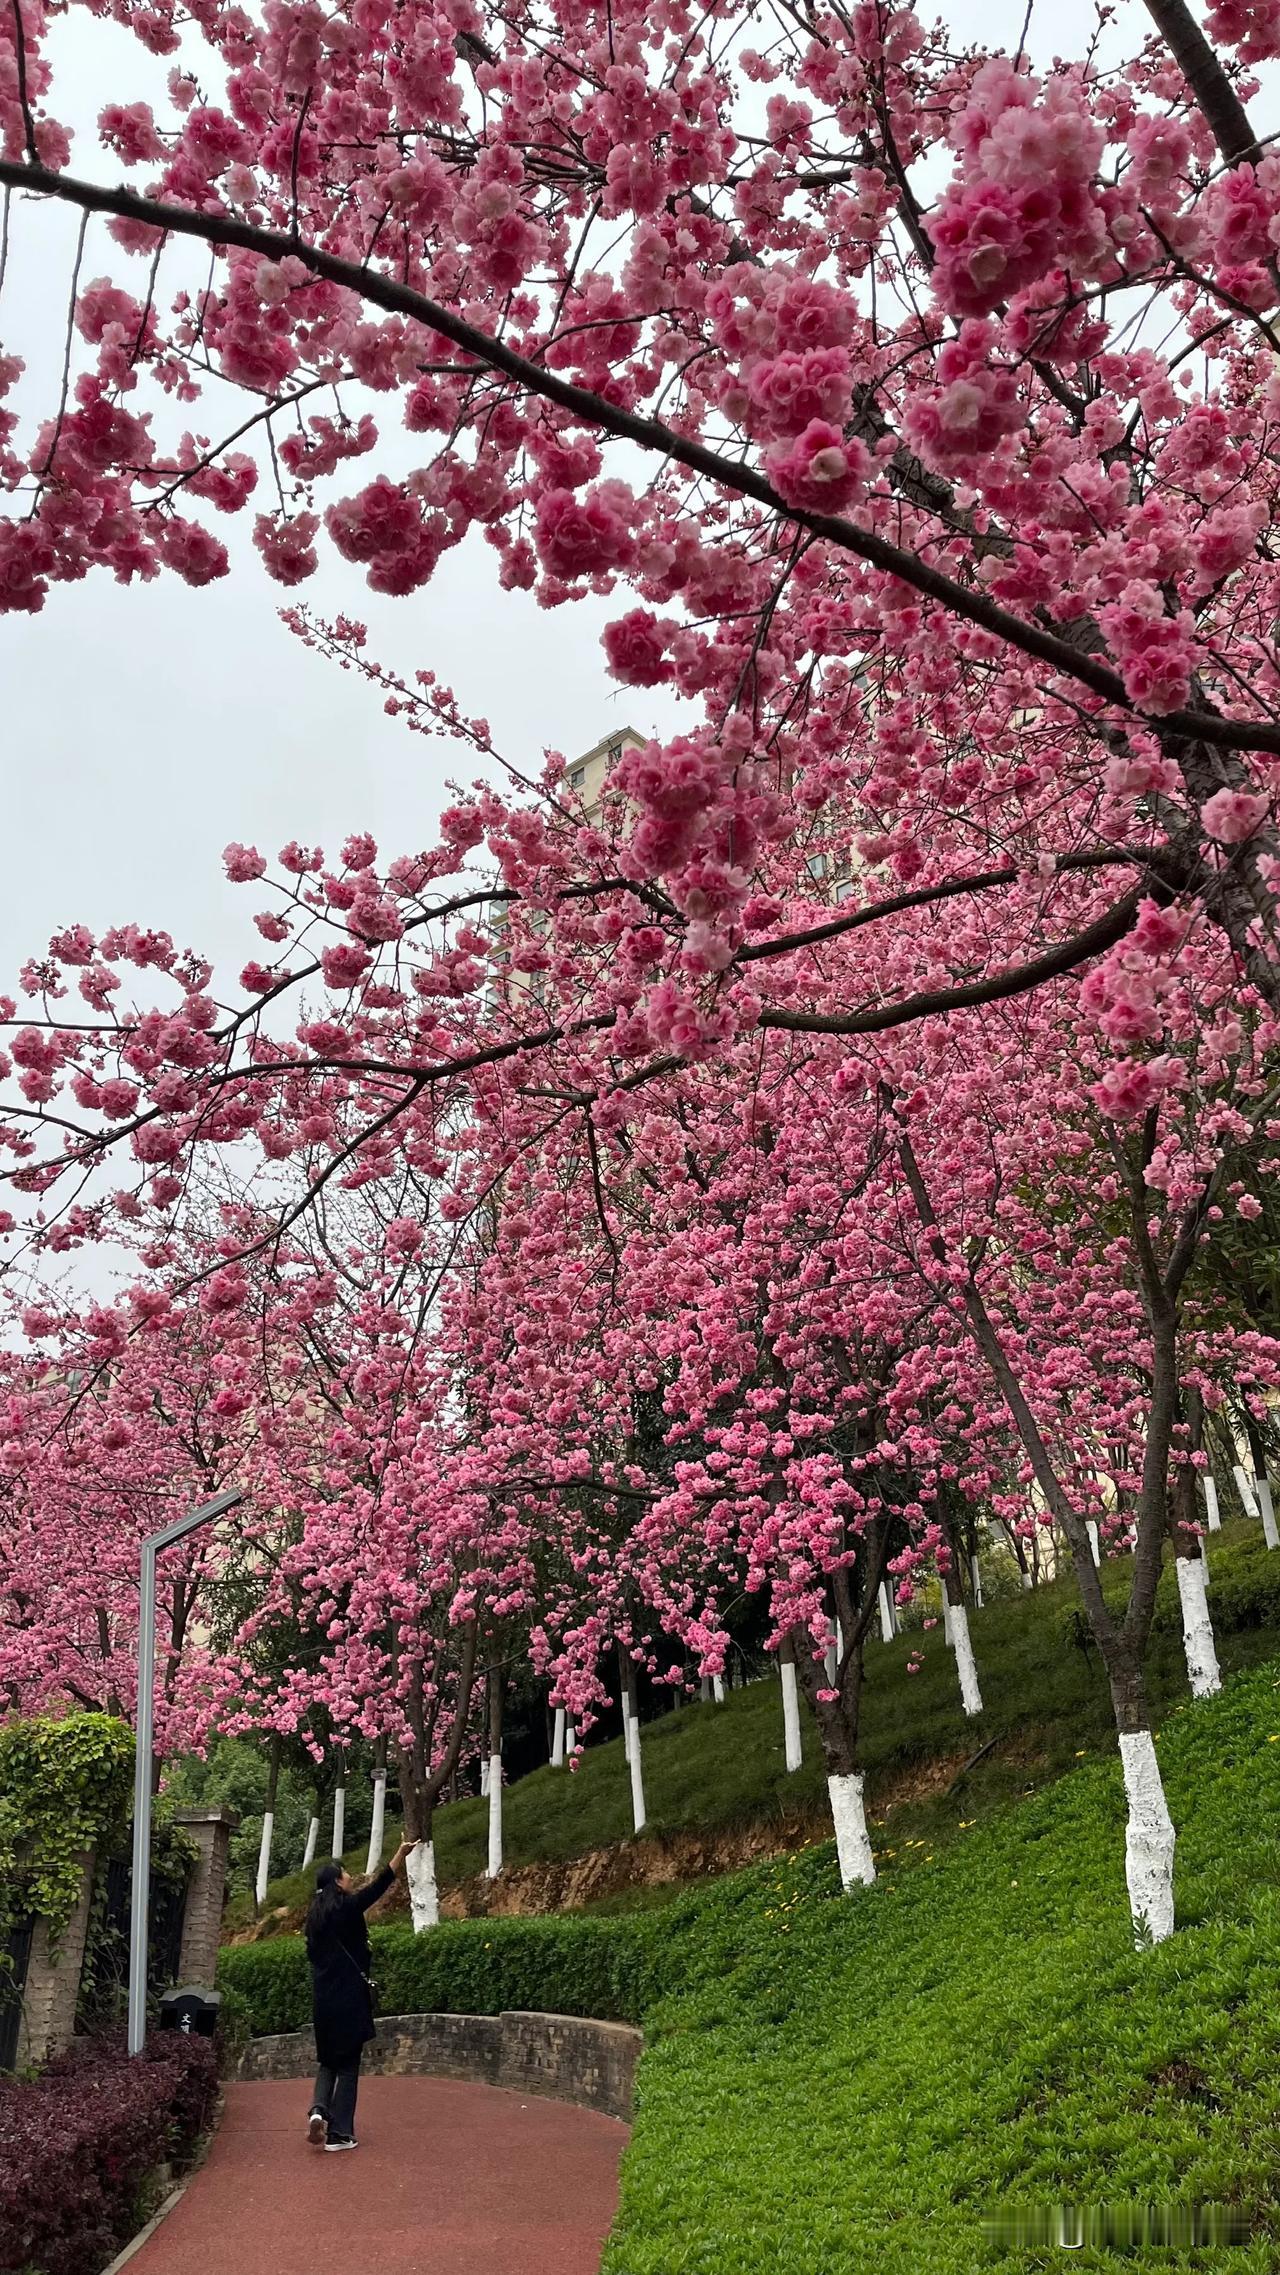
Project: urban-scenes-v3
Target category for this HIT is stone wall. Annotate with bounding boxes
[16,1848,95,2069]
[174,1807,239,1990]
[237,2008,641,2121]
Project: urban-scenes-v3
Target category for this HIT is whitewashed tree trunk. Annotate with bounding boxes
[970,1554,984,1608]
[699,1677,712,1703]
[486,1760,503,1877]
[302,1815,320,1871]
[941,1593,954,1644]
[551,1706,566,1767]
[254,1810,274,1907]
[1021,1566,1034,1591]
[877,1584,896,1642]
[1118,1731,1176,1946]
[628,1720,647,1833]
[406,1838,439,1932]
[480,1757,491,1797]
[827,1773,875,1891]
[622,1697,636,1763]
[1202,1472,1222,1531]
[1174,1552,1221,1699]
[1233,1461,1260,1519]
[366,1774,387,1874]
[565,1720,577,1756]
[949,1604,984,1717]
[781,1655,803,1773]
[1086,1519,1101,1565]
[1257,1472,1280,1551]
[712,1674,725,1703]
[330,1784,345,1860]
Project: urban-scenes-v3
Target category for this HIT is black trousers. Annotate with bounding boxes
[312,2050,361,2140]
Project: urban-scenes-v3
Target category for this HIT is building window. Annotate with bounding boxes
[607,741,622,765]
[569,766,586,791]
[806,852,829,881]
[834,876,856,904]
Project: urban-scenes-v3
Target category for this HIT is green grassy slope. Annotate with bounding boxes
[223,1651,1280,2270]
[236,1521,1280,1931]
[604,1659,1280,2273]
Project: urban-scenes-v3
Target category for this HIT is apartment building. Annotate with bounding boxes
[563,725,647,820]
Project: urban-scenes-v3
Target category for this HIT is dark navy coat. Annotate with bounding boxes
[307,1865,394,2068]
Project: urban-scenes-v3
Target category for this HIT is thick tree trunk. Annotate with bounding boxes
[486,1674,503,1880]
[551,1705,566,1767]
[780,1631,803,1772]
[406,1814,439,1931]
[1174,1546,1220,1699]
[713,1673,725,1703]
[255,1735,282,1909]
[827,1772,875,1890]
[1110,1662,1176,1945]
[394,1754,440,1930]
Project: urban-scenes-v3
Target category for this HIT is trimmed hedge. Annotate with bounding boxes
[220,1907,672,2035]
[0,2031,217,2275]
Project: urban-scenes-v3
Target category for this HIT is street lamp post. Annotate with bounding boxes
[128,1486,245,2057]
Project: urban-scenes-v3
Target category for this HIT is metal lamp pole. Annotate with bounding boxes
[128,1487,245,2057]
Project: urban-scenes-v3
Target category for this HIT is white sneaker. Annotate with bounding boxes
[307,2111,327,2146]
[324,2136,358,2152]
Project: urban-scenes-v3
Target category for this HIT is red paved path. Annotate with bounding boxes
[126,2076,627,2275]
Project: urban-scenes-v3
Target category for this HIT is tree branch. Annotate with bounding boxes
[1142,0,1262,163]
[758,882,1153,1035]
[738,848,1177,966]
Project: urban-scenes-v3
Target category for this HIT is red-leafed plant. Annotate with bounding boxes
[0,2032,217,2275]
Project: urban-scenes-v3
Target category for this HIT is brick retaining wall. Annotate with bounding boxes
[236,2009,641,2121]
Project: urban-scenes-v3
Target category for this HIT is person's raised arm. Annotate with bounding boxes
[353,1838,417,1913]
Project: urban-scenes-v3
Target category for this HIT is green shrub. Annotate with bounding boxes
[216,1936,311,2035]
[220,1907,675,2032]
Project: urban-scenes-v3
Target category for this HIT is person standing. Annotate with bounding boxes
[305,1834,418,2151]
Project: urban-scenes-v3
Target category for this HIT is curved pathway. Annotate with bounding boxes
[125,2075,627,2275]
